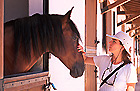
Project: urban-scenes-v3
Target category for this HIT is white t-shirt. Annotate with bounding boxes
[93,55,138,91]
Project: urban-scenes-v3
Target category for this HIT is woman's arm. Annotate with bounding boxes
[126,83,136,91]
[84,56,95,65]
[77,45,95,65]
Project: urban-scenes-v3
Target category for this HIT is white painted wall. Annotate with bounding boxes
[49,1,85,91]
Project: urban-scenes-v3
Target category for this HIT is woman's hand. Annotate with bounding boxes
[77,44,95,65]
[77,44,85,53]
[77,44,86,60]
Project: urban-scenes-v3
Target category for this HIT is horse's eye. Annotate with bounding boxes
[72,36,78,41]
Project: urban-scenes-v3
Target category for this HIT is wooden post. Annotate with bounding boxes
[85,0,97,91]
[0,0,4,79]
[0,0,4,90]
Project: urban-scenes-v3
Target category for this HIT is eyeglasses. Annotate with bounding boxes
[101,67,118,86]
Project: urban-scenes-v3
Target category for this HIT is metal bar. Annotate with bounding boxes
[117,13,140,26]
[43,0,49,14]
[101,0,131,14]
[43,0,49,72]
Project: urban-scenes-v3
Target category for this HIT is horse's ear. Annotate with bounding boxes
[62,7,74,24]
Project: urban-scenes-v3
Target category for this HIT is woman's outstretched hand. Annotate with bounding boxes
[77,44,94,65]
[77,44,86,60]
[77,44,85,53]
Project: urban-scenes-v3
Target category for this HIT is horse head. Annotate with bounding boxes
[50,7,85,78]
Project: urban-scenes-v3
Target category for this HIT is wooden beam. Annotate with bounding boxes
[4,71,49,90]
[0,0,4,79]
[117,11,140,15]
[101,0,131,14]
[117,11,133,15]
[126,21,132,24]
[0,0,4,91]
[126,26,140,33]
[132,31,140,37]
[4,71,49,83]
[4,80,46,91]
[117,13,140,26]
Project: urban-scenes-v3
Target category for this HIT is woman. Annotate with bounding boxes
[78,31,137,91]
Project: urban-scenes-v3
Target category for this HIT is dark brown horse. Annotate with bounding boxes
[4,7,85,78]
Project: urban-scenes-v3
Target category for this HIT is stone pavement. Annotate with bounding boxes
[135,74,140,91]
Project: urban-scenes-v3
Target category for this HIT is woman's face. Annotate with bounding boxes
[109,39,123,54]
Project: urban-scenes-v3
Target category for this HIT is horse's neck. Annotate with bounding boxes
[25,39,50,71]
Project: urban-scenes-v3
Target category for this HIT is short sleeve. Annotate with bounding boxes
[126,64,138,83]
[93,55,110,68]
[93,56,101,67]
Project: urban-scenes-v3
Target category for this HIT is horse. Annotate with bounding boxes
[4,7,85,78]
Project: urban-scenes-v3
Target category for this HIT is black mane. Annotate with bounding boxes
[4,13,81,62]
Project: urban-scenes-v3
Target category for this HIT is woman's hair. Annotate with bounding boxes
[119,41,132,64]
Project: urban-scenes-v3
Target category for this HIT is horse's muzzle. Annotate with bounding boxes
[70,61,85,78]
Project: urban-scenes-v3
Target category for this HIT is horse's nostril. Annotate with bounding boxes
[70,62,85,78]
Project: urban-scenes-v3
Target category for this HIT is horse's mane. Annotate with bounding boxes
[4,13,81,62]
